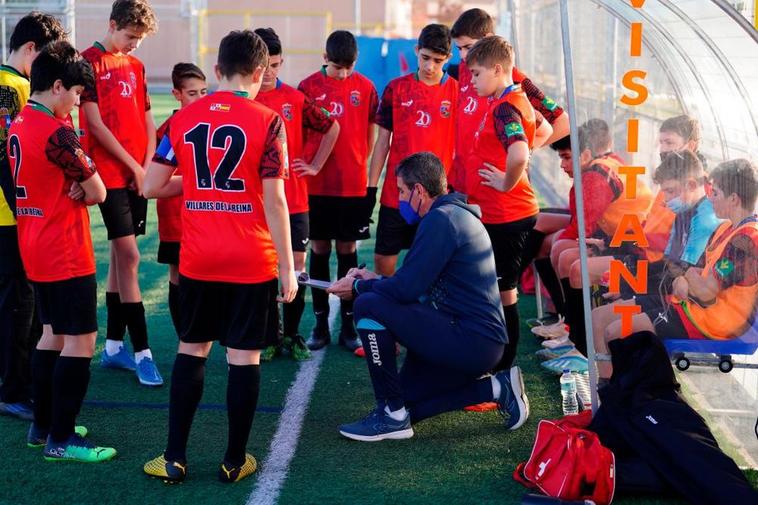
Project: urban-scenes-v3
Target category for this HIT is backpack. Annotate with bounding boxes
[514,411,616,505]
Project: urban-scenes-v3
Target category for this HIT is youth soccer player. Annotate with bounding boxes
[298,31,378,351]
[254,27,340,361]
[10,40,116,462]
[79,0,162,386]
[142,30,297,483]
[368,23,459,277]
[466,36,551,371]
[0,12,67,422]
[156,63,207,336]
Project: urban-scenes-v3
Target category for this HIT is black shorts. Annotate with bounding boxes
[484,216,538,291]
[375,205,418,256]
[309,195,370,242]
[178,275,279,350]
[157,241,180,265]
[290,212,310,253]
[98,188,148,240]
[33,274,97,335]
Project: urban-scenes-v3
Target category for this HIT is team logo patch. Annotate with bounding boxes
[282,103,293,121]
[505,122,525,138]
[129,71,137,89]
[542,96,558,112]
[715,258,734,278]
[210,103,231,112]
[440,100,451,118]
[350,90,361,106]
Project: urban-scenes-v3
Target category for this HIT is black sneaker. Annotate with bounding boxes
[338,328,361,352]
[306,322,330,350]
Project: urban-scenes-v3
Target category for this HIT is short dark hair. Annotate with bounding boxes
[254,27,282,56]
[710,159,758,211]
[550,135,572,152]
[325,30,357,67]
[217,30,269,79]
[653,149,704,185]
[466,36,514,69]
[418,23,452,56]
[171,62,205,90]
[30,41,94,94]
[110,0,157,34]
[578,118,612,156]
[396,152,447,197]
[9,12,67,52]
[451,8,493,39]
[660,114,700,145]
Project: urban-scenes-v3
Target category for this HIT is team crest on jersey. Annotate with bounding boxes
[350,90,361,106]
[281,103,293,121]
[129,71,137,89]
[210,103,231,112]
[440,100,451,118]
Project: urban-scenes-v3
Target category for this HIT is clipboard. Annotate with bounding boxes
[296,271,333,290]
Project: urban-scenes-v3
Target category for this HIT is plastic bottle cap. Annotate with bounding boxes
[563,369,570,373]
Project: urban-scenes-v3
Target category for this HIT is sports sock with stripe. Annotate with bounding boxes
[225,364,260,466]
[165,353,206,462]
[50,356,91,443]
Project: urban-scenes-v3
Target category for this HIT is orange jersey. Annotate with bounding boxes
[466,85,538,224]
[155,112,182,242]
[376,72,458,209]
[8,102,97,282]
[153,91,287,284]
[80,42,150,189]
[298,69,378,197]
[256,80,334,213]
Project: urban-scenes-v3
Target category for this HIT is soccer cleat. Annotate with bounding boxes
[260,345,280,362]
[43,433,116,463]
[136,357,163,387]
[218,453,257,483]
[526,312,560,328]
[28,424,88,448]
[287,335,312,361]
[338,329,361,352]
[463,402,499,412]
[306,323,331,351]
[494,366,529,431]
[0,401,34,421]
[144,454,187,483]
[100,346,136,371]
[531,317,569,339]
[535,344,575,361]
[540,350,588,375]
[339,408,414,442]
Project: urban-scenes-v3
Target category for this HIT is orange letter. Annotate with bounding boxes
[630,23,643,56]
[620,70,648,106]
[610,214,649,248]
[613,304,642,338]
[627,118,639,152]
[618,166,645,198]
[609,259,648,294]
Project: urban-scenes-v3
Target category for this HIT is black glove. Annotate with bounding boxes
[364,186,378,225]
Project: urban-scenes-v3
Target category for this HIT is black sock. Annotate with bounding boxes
[165,354,206,462]
[168,282,180,337]
[497,304,521,370]
[283,287,306,337]
[106,291,125,342]
[309,251,330,324]
[122,302,149,352]
[535,258,566,316]
[337,252,358,335]
[519,229,546,276]
[560,278,574,328]
[225,364,261,466]
[50,357,91,442]
[30,349,60,431]
[564,284,588,356]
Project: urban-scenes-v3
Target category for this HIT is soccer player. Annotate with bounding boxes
[156,63,207,337]
[298,31,378,351]
[465,36,552,371]
[369,23,459,277]
[79,0,162,386]
[254,27,340,361]
[142,30,297,483]
[10,40,116,462]
[0,12,67,422]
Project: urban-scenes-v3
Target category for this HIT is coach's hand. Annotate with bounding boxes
[346,267,378,280]
[478,163,507,192]
[68,182,85,201]
[278,269,298,303]
[292,159,321,177]
[327,276,355,301]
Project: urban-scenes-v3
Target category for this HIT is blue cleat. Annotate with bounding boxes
[0,401,34,421]
[339,407,414,442]
[495,366,529,431]
[136,357,163,387]
[100,346,136,371]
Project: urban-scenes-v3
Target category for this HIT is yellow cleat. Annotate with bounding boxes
[144,454,186,483]
[218,453,257,483]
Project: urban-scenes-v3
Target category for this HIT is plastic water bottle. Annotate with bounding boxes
[560,369,579,415]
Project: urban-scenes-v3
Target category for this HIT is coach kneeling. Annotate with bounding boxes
[328,152,529,441]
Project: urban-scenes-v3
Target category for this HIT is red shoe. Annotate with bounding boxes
[464,402,499,412]
[353,343,402,358]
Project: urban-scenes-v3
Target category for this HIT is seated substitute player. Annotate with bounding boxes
[10,41,116,462]
[592,159,758,381]
[298,31,378,352]
[0,12,67,422]
[465,36,552,371]
[328,152,528,440]
[79,0,162,386]
[254,27,340,361]
[155,62,207,337]
[368,23,459,277]
[142,30,297,484]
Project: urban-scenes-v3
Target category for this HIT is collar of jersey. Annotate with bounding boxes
[0,65,28,80]
[414,71,449,85]
[276,79,283,89]
[93,41,107,53]
[211,90,249,98]
[28,99,55,118]
[499,83,520,100]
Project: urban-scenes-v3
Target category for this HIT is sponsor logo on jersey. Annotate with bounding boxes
[440,100,451,118]
[315,93,326,101]
[210,103,231,112]
[505,122,525,137]
[281,103,293,121]
[350,90,361,106]
[461,85,469,93]
[100,72,111,81]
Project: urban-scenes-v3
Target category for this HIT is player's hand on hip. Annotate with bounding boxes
[68,182,85,201]
[292,159,320,177]
[327,276,354,301]
[478,163,507,192]
[278,269,298,303]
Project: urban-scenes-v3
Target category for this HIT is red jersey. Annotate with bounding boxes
[153,91,287,284]
[466,85,538,224]
[80,42,150,189]
[8,102,97,282]
[375,72,458,209]
[298,68,378,197]
[453,62,565,191]
[155,112,182,242]
[256,80,334,213]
